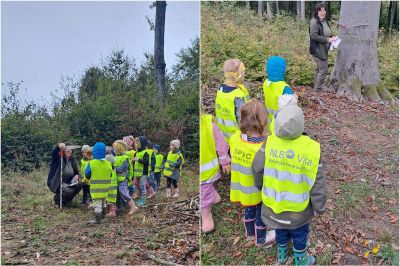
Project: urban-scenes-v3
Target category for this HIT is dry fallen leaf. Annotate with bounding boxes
[233,236,240,246]
[234,251,242,257]
[344,246,354,254]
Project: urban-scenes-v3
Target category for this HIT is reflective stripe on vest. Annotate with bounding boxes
[215,84,250,141]
[262,134,320,213]
[164,151,183,177]
[106,170,118,203]
[263,80,287,122]
[89,159,112,199]
[147,149,154,172]
[200,114,220,183]
[154,154,164,173]
[133,150,147,177]
[229,130,263,206]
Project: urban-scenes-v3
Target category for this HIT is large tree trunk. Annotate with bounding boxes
[258,1,264,17]
[154,1,167,105]
[330,1,394,104]
[388,1,397,34]
[266,1,273,21]
[300,1,305,21]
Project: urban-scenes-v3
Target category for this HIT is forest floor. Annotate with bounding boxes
[1,167,199,265]
[201,86,399,265]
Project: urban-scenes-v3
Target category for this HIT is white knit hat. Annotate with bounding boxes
[170,139,181,149]
[278,94,298,111]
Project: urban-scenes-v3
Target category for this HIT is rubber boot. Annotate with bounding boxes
[277,243,289,264]
[243,218,256,241]
[172,187,180,198]
[201,207,214,233]
[147,186,156,199]
[294,248,316,266]
[166,188,172,198]
[136,196,146,207]
[255,226,276,247]
[106,204,117,218]
[128,199,139,214]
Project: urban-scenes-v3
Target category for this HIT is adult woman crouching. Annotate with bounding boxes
[47,142,82,206]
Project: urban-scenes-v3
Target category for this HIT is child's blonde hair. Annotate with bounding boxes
[239,99,269,135]
[223,59,245,84]
[113,140,127,156]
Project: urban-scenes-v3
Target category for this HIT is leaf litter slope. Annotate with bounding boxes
[201,86,399,265]
[1,168,199,265]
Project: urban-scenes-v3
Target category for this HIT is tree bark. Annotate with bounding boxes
[154,1,167,106]
[330,1,394,103]
[300,1,305,21]
[258,1,264,17]
[266,1,273,21]
[246,1,250,10]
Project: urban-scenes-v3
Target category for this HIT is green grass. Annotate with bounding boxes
[317,247,335,265]
[381,127,392,137]
[377,244,399,266]
[334,181,397,217]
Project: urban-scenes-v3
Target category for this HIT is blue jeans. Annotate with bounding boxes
[244,203,265,227]
[148,172,157,192]
[154,172,161,191]
[276,223,309,250]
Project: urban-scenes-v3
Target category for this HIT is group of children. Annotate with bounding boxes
[200,56,326,265]
[79,136,184,223]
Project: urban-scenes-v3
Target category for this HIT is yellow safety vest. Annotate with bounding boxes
[262,79,287,123]
[215,84,250,141]
[89,160,112,200]
[114,155,131,182]
[200,114,219,183]
[125,150,135,186]
[147,149,154,172]
[106,168,118,204]
[164,151,184,177]
[80,159,91,184]
[126,150,135,159]
[133,150,147,177]
[229,131,264,206]
[262,134,320,213]
[154,154,164,173]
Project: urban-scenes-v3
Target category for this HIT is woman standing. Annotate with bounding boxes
[309,3,337,91]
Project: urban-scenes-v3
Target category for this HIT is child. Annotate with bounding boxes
[200,113,231,233]
[80,145,92,206]
[215,59,250,141]
[229,99,275,246]
[123,135,136,197]
[253,104,326,265]
[146,141,157,198]
[105,154,118,217]
[113,140,138,215]
[163,139,184,198]
[133,136,150,206]
[153,144,164,191]
[85,142,113,223]
[262,56,294,129]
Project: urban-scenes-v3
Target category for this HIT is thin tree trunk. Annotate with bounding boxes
[154,1,167,106]
[296,1,301,20]
[300,1,305,21]
[266,1,273,21]
[276,0,279,15]
[246,1,250,10]
[388,1,397,34]
[258,1,264,17]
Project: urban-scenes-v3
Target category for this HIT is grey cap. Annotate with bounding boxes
[274,104,304,139]
[105,154,115,164]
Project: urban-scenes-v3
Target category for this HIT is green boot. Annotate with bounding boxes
[294,248,315,266]
[277,243,288,264]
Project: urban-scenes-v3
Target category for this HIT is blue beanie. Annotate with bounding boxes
[153,144,161,151]
[92,142,106,160]
[266,56,286,82]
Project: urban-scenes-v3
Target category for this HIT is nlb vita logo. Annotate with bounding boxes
[269,148,313,166]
